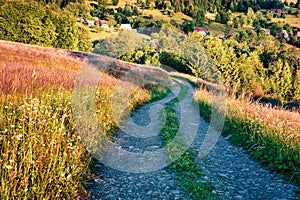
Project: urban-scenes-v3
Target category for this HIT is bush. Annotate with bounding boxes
[112,0,119,6]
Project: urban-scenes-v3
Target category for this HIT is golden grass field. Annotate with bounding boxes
[0,40,170,199]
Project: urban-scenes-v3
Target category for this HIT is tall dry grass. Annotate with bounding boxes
[193,85,300,185]
[0,41,167,199]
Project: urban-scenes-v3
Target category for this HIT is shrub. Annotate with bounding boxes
[112,0,119,6]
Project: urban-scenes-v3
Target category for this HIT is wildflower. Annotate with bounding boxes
[16,134,23,140]
[11,125,15,128]
[28,160,35,164]
[32,69,36,78]
[4,129,8,133]
[4,106,8,109]
[67,174,72,179]
[9,160,14,163]
[6,165,13,170]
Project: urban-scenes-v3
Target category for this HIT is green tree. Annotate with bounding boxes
[112,0,119,6]
[268,59,293,100]
[77,23,92,52]
[64,1,92,19]
[247,7,255,25]
[0,0,56,47]
[0,0,82,50]
[52,10,79,50]
[293,70,300,101]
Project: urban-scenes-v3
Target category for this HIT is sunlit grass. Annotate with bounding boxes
[172,73,299,185]
[193,84,300,185]
[0,41,169,199]
[271,14,300,28]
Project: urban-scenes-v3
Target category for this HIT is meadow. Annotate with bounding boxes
[176,73,300,185]
[0,41,169,199]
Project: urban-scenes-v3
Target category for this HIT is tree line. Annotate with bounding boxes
[0,0,92,51]
[94,29,300,102]
[154,0,286,18]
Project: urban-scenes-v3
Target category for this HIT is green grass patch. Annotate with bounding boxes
[161,80,216,199]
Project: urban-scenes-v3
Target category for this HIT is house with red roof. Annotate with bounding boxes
[195,27,209,36]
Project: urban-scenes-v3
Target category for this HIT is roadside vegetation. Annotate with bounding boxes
[0,41,169,199]
[161,80,215,199]
[176,73,300,185]
[1,0,300,197]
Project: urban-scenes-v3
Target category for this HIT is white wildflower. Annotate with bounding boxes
[16,134,22,140]
[6,165,13,170]
[28,160,35,164]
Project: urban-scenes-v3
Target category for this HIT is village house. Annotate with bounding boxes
[281,30,289,40]
[85,20,95,27]
[261,28,271,35]
[195,27,209,36]
[96,20,109,28]
[77,17,85,23]
[120,24,133,31]
[270,9,282,15]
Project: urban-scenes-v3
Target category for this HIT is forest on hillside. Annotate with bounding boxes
[0,0,299,104]
[0,0,93,51]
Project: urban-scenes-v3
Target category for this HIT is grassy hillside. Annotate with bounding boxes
[141,9,193,23]
[272,14,300,28]
[0,40,170,199]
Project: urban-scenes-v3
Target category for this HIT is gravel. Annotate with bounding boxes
[82,79,299,200]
